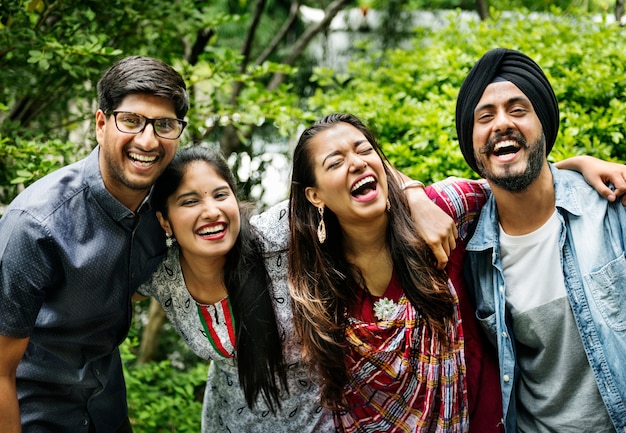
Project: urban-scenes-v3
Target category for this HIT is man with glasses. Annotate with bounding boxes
[0,56,189,433]
[107,111,187,141]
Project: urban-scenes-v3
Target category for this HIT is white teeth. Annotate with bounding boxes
[129,153,157,162]
[351,176,375,193]
[494,140,519,151]
[198,224,225,236]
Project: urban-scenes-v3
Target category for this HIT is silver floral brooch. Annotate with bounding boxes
[373,297,396,321]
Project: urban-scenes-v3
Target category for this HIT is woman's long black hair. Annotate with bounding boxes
[151,145,288,413]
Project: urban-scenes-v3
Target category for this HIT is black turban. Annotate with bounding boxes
[455,48,559,174]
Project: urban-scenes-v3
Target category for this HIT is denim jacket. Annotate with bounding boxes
[465,164,626,433]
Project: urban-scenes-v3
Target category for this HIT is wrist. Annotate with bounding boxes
[401,180,425,191]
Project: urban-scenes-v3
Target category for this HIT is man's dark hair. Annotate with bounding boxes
[97,56,189,119]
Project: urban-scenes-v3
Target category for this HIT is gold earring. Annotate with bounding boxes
[317,206,326,244]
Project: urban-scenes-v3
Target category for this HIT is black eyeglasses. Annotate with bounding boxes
[106,111,187,140]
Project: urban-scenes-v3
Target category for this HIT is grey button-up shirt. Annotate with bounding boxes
[0,147,166,432]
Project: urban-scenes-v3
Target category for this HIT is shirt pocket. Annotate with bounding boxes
[585,253,626,332]
[476,311,499,347]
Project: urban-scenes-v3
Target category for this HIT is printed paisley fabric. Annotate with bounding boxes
[138,202,334,433]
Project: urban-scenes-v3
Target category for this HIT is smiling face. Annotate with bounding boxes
[157,161,240,262]
[96,93,180,210]
[472,80,547,192]
[304,122,388,225]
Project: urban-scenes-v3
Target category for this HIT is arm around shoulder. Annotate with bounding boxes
[426,177,490,242]
[555,156,626,204]
[402,180,458,270]
[250,200,289,251]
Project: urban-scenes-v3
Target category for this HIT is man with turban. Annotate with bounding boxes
[456,48,626,432]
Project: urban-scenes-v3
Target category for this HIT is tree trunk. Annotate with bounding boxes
[229,0,268,105]
[220,0,350,155]
[617,0,625,25]
[476,0,489,20]
[254,1,301,67]
[137,297,167,364]
[267,0,351,91]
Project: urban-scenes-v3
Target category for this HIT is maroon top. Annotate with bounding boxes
[427,180,504,433]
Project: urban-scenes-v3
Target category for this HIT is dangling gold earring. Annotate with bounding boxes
[317,206,326,244]
[386,198,391,212]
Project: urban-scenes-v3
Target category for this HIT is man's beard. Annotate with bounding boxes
[477,132,546,192]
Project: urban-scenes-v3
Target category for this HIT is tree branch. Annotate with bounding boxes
[254,1,300,67]
[476,0,490,21]
[267,0,350,91]
[617,0,625,25]
[229,0,267,103]
[239,0,267,73]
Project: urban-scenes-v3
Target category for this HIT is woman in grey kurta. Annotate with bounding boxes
[137,147,333,433]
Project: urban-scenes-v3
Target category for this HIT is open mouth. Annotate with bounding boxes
[197,223,226,237]
[351,175,377,197]
[128,152,158,167]
[493,139,521,157]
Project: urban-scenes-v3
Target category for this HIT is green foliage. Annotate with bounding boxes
[403,0,609,13]
[0,134,87,202]
[0,0,197,140]
[186,53,303,141]
[306,10,626,183]
[0,0,317,204]
[122,337,207,433]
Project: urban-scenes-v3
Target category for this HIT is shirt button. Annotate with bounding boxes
[502,331,508,338]
[503,374,510,382]
[83,419,89,426]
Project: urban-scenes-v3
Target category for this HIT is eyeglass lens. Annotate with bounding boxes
[115,112,184,139]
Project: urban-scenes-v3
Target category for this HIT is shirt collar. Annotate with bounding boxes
[466,163,580,251]
[84,146,153,222]
[551,163,584,217]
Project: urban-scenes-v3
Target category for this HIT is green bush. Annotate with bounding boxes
[122,337,207,433]
[0,134,87,203]
[306,10,626,184]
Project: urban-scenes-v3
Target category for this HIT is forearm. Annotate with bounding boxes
[0,377,21,433]
[394,171,457,269]
[555,155,626,204]
[0,335,29,433]
[554,155,590,172]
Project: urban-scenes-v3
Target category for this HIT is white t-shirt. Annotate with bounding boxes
[500,211,566,315]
